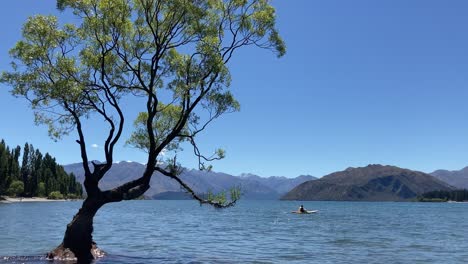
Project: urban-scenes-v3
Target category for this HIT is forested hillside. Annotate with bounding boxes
[0,139,82,198]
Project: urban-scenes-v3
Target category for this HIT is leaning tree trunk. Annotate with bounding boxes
[47,197,105,263]
[46,176,149,262]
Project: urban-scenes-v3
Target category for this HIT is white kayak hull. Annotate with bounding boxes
[291,210,318,214]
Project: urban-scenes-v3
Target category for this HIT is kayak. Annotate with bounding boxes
[291,210,318,214]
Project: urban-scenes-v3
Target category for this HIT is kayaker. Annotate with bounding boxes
[299,205,305,213]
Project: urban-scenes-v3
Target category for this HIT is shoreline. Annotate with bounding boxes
[0,196,79,204]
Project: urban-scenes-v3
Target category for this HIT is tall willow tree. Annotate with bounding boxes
[2,0,284,261]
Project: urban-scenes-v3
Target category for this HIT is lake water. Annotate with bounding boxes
[0,200,467,263]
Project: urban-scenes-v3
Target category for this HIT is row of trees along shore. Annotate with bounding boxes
[0,139,83,199]
[418,189,468,202]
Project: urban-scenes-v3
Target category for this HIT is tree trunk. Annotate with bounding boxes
[48,197,105,263]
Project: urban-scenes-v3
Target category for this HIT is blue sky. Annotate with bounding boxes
[1,0,468,178]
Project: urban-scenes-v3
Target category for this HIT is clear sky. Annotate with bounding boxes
[1,0,468,178]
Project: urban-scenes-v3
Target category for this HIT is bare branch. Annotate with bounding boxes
[155,166,238,208]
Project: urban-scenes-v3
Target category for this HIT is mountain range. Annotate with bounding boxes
[430,167,468,189]
[64,162,468,202]
[63,162,317,200]
[281,164,454,201]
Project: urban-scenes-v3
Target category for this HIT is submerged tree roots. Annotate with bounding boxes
[47,242,105,262]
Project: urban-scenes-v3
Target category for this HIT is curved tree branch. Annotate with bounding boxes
[155,166,238,208]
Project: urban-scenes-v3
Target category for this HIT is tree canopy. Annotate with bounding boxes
[419,189,468,202]
[2,0,284,260]
[2,0,284,206]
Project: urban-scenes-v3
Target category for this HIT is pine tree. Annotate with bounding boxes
[0,140,9,194]
[21,143,30,196]
[29,149,43,196]
[7,146,21,182]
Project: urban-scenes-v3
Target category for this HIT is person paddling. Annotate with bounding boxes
[292,205,318,214]
[299,204,305,213]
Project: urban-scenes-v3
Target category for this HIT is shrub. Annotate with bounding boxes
[66,193,82,200]
[7,181,24,197]
[48,191,64,200]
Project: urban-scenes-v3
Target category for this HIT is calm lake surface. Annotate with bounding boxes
[1,200,467,263]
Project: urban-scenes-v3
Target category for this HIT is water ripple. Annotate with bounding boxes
[1,201,468,263]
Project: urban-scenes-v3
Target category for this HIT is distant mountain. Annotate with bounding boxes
[430,167,468,189]
[282,164,453,201]
[239,173,317,194]
[63,162,315,200]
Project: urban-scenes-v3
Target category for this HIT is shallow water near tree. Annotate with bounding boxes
[1,200,467,263]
